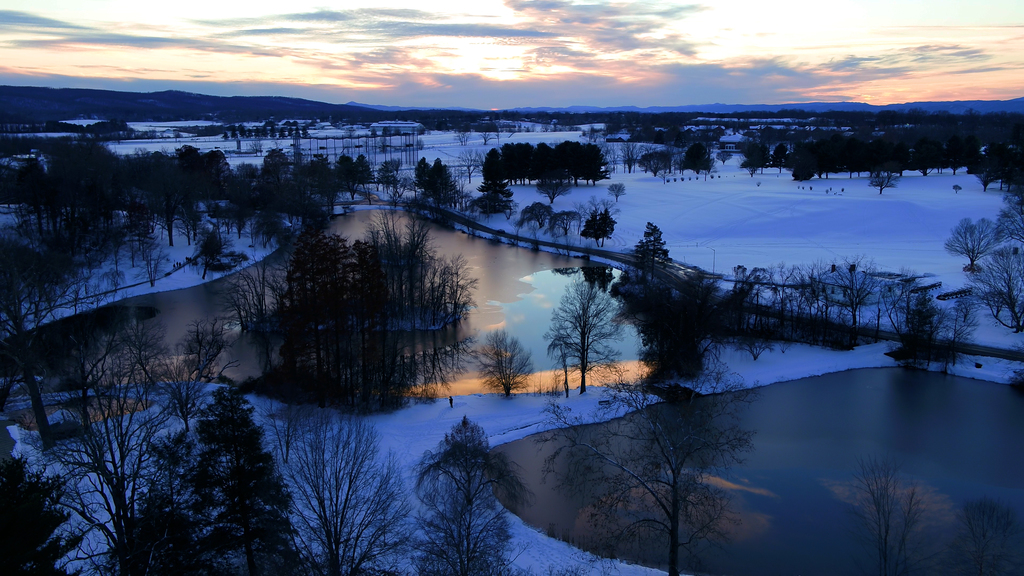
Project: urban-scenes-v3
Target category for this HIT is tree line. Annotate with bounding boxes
[613,224,979,381]
[782,131,1024,188]
[222,211,476,410]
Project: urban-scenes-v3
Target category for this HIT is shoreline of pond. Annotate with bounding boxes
[492,367,1024,576]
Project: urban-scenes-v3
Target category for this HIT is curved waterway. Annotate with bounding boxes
[118,210,639,392]
[494,368,1024,576]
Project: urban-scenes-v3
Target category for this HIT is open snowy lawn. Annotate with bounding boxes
[98,129,1022,348]
[485,157,1016,349]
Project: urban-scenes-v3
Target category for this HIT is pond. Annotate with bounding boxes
[118,209,639,392]
[494,368,1024,575]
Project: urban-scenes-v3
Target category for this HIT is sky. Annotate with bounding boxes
[0,0,1022,109]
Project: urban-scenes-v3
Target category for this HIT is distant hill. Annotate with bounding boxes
[345,101,481,113]
[509,98,1024,115]
[2,84,1022,123]
[0,86,373,123]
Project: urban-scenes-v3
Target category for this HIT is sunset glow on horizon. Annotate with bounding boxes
[1,0,1022,108]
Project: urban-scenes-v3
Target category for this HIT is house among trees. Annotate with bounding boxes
[718,132,746,151]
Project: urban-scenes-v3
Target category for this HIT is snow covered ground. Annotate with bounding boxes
[90,125,1024,358]
[81,226,280,309]
[7,119,1020,575]
[11,337,1012,576]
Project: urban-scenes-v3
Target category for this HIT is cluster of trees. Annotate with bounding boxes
[615,245,976,378]
[511,196,620,250]
[488,141,609,187]
[10,369,529,576]
[537,267,757,574]
[239,213,476,408]
[0,140,339,293]
[935,186,1024,336]
[224,122,309,140]
[623,142,718,181]
[461,142,610,218]
[781,132,1024,190]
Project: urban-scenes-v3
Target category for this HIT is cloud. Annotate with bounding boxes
[0,10,88,31]
[821,44,990,78]
[503,0,705,54]
[1,4,1020,108]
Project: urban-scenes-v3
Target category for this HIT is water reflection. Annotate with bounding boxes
[114,210,638,393]
[496,369,1024,576]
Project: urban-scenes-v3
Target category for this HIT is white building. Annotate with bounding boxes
[369,121,425,133]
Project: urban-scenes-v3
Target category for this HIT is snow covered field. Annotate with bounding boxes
[93,126,1022,360]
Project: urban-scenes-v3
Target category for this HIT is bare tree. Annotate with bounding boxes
[715,150,733,166]
[455,130,470,146]
[735,337,772,360]
[543,367,755,576]
[943,298,978,371]
[548,210,577,238]
[139,237,166,288]
[969,248,1024,332]
[870,162,902,194]
[880,271,924,340]
[849,456,927,576]
[160,318,237,432]
[949,497,1021,576]
[546,334,573,398]
[517,202,553,232]
[997,187,1024,245]
[477,329,533,397]
[543,279,622,394]
[47,317,169,575]
[620,141,640,174]
[833,256,880,345]
[248,135,264,156]
[415,417,530,576]
[607,182,626,202]
[945,218,1004,272]
[285,410,411,576]
[457,150,483,183]
[0,239,92,447]
[537,178,572,204]
[223,259,283,333]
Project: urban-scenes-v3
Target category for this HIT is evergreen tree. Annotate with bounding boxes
[428,158,459,208]
[0,457,79,576]
[683,143,713,178]
[193,389,295,576]
[136,432,220,575]
[740,140,766,177]
[578,143,609,185]
[351,155,374,200]
[477,148,510,196]
[910,137,944,176]
[944,134,967,175]
[414,157,432,198]
[633,222,670,281]
[770,143,789,173]
[582,208,616,247]
[473,149,513,216]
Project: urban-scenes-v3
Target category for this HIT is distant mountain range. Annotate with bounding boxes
[0,86,372,123]
[2,85,1022,122]
[508,98,1024,115]
[344,101,481,113]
